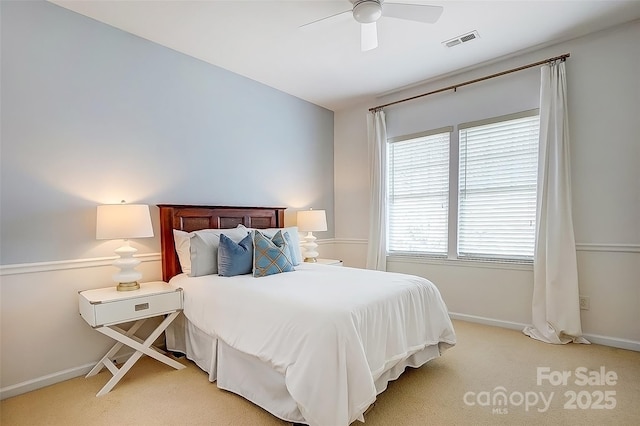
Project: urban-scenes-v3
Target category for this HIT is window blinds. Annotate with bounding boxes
[387,130,450,254]
[458,112,539,260]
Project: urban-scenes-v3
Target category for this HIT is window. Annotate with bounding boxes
[458,111,539,261]
[387,128,451,255]
[386,110,539,263]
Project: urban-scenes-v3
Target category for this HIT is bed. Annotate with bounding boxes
[158,204,456,426]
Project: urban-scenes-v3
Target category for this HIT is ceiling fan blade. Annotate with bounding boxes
[382,3,444,23]
[361,22,378,51]
[299,9,352,30]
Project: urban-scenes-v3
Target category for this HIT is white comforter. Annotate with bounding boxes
[170,263,456,426]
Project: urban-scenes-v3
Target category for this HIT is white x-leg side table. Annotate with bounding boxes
[79,282,185,396]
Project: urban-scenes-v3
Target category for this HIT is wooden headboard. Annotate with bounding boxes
[158,204,286,282]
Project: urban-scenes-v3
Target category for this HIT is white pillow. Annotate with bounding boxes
[238,225,302,266]
[173,227,250,277]
[173,229,192,274]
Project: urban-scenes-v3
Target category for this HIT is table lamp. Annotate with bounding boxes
[96,202,154,291]
[297,209,327,262]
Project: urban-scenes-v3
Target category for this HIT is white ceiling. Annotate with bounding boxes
[50,0,640,111]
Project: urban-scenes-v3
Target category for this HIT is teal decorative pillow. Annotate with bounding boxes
[253,230,294,277]
[281,232,298,265]
[218,233,253,277]
[284,231,303,266]
[238,225,302,265]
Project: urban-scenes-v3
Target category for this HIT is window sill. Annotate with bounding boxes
[387,253,533,271]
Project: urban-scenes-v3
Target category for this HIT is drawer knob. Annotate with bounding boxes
[135,303,149,311]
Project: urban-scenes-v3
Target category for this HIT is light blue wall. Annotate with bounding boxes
[0,1,334,264]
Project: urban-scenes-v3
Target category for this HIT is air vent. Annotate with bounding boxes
[442,30,480,48]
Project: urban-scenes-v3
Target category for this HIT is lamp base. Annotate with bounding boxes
[301,231,320,263]
[117,281,140,292]
[112,241,143,291]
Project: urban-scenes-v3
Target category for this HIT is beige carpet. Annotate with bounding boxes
[2,320,639,425]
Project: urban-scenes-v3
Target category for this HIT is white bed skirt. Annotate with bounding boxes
[166,313,446,424]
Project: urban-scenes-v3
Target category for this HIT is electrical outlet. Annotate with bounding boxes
[579,296,590,310]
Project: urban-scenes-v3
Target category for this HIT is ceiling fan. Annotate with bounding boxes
[300,0,444,52]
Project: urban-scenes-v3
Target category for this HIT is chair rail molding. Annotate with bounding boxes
[575,243,640,253]
[0,253,161,276]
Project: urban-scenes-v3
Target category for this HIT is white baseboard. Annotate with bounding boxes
[449,312,529,331]
[449,312,640,352]
[579,333,640,352]
[0,352,134,400]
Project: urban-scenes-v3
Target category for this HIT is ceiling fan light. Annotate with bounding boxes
[353,1,382,24]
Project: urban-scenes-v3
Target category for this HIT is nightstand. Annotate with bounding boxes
[79,281,185,396]
[315,258,343,266]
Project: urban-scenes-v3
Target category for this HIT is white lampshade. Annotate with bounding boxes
[96,203,154,291]
[96,204,154,240]
[297,209,327,233]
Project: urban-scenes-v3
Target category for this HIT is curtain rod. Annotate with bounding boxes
[369,53,570,112]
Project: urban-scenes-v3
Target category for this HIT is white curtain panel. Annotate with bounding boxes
[366,110,388,271]
[523,61,589,345]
